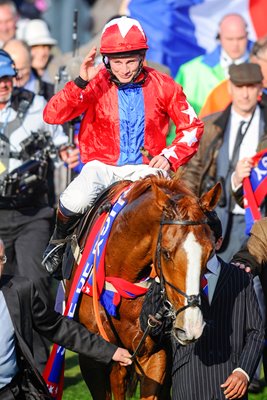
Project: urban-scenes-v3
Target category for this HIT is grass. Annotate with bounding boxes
[63,351,267,399]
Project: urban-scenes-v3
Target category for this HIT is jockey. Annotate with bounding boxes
[42,16,204,276]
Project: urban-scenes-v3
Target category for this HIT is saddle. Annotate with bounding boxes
[62,181,131,280]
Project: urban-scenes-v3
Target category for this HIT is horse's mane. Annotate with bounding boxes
[110,175,194,203]
[108,175,203,220]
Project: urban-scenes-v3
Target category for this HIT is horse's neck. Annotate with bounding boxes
[106,203,156,281]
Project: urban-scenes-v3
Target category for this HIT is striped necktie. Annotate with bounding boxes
[201,274,208,298]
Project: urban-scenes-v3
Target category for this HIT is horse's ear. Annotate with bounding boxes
[152,183,171,208]
[199,182,222,211]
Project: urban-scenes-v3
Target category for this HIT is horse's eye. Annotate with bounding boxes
[162,248,171,260]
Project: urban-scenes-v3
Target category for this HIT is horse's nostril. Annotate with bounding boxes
[176,327,186,334]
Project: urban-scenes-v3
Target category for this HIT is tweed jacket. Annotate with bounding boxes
[0,274,117,398]
[171,260,264,400]
[182,102,267,197]
[233,217,267,275]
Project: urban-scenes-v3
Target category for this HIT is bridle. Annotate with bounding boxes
[156,214,209,317]
[131,212,209,361]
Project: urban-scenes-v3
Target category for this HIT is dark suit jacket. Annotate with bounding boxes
[171,260,264,400]
[0,274,117,397]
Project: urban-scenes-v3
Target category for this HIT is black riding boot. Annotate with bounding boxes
[42,207,80,277]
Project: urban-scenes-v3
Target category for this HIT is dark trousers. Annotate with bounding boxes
[0,206,55,372]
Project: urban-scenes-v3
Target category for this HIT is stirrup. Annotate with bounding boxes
[42,243,66,274]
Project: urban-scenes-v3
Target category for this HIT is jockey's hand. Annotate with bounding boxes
[149,155,171,171]
[231,261,251,273]
[112,348,132,366]
[232,157,253,188]
[59,145,80,169]
[79,46,104,82]
[221,370,248,399]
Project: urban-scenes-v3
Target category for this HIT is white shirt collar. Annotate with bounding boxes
[230,106,258,124]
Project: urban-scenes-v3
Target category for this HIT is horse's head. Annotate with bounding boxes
[151,178,222,345]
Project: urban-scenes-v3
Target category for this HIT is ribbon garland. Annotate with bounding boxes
[42,188,131,399]
[243,149,267,234]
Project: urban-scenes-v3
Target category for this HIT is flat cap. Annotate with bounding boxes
[229,63,263,85]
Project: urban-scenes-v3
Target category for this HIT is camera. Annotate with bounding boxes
[0,130,58,198]
[19,130,57,161]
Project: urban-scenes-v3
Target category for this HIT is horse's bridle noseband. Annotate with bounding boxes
[156,216,209,317]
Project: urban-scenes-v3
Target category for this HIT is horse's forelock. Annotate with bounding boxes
[177,196,204,220]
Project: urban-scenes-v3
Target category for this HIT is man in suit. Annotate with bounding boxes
[183,62,267,262]
[171,212,264,400]
[0,238,132,399]
[233,217,267,386]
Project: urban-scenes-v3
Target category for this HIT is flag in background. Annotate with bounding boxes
[243,149,267,235]
[126,0,267,77]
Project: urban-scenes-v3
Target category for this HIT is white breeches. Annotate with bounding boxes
[60,160,169,214]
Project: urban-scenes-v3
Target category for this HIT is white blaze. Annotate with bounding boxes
[181,232,205,340]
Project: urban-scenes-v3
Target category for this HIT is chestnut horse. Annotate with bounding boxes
[65,175,221,400]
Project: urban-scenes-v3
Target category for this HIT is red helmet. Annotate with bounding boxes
[100,16,149,55]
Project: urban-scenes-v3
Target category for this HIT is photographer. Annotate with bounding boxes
[182,62,267,261]
[0,49,78,372]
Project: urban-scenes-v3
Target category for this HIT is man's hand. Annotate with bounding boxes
[149,155,171,171]
[79,47,104,82]
[231,261,251,273]
[232,157,253,188]
[59,145,80,169]
[221,370,248,399]
[112,348,132,366]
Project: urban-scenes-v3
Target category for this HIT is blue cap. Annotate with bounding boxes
[0,51,16,78]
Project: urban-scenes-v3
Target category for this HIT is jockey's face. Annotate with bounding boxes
[229,81,262,117]
[109,55,142,83]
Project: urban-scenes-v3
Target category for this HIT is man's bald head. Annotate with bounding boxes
[3,39,32,87]
[218,13,248,60]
